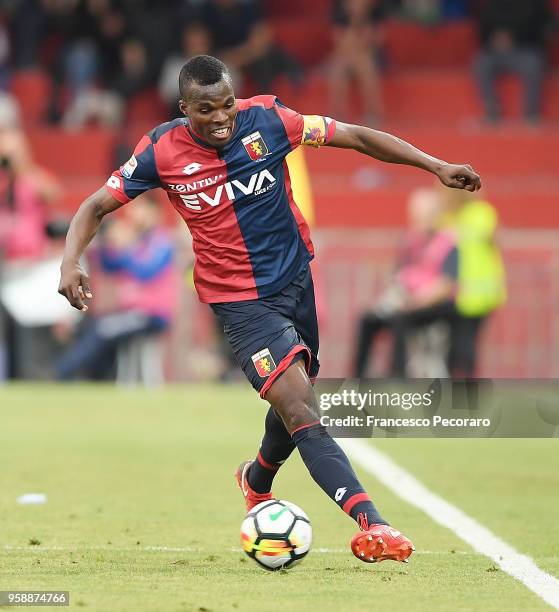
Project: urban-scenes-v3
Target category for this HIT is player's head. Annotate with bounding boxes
[178,55,237,148]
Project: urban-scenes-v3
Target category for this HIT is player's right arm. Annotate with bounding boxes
[59,133,162,311]
[58,187,124,311]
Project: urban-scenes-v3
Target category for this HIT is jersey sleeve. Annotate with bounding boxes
[105,135,161,203]
[273,99,336,150]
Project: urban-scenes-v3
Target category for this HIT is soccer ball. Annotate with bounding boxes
[240,499,312,571]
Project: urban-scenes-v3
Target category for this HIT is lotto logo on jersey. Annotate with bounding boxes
[252,349,277,378]
[242,131,269,160]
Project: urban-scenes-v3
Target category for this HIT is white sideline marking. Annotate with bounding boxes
[340,438,559,610]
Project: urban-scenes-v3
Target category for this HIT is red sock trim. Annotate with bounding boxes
[256,451,281,472]
[259,344,311,399]
[342,492,371,514]
[290,420,320,436]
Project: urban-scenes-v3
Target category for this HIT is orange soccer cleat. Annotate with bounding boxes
[235,460,274,513]
[351,523,415,564]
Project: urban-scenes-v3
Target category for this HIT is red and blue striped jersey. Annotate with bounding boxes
[106,95,335,303]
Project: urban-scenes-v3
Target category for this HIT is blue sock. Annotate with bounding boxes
[248,407,295,493]
[292,423,388,529]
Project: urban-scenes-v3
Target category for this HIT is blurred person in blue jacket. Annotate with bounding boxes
[56,195,178,380]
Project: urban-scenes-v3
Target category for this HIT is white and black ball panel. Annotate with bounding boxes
[290,519,312,556]
[279,500,310,522]
[255,501,296,535]
[247,499,278,517]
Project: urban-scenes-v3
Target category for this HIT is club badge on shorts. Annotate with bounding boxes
[252,348,277,378]
[242,131,269,160]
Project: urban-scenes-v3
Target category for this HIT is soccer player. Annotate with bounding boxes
[58,55,481,564]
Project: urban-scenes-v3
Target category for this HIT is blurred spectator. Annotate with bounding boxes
[159,22,212,117]
[65,33,155,129]
[473,0,554,124]
[399,0,441,24]
[440,0,469,21]
[109,37,152,100]
[0,12,10,89]
[190,0,301,93]
[329,0,386,124]
[0,127,61,261]
[352,188,458,378]
[439,186,507,377]
[0,126,62,378]
[9,0,46,70]
[0,93,21,129]
[56,196,179,382]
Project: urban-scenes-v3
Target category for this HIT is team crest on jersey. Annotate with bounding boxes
[252,348,276,378]
[242,131,269,161]
[121,155,137,178]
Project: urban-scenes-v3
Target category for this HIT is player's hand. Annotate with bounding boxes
[436,163,481,192]
[58,261,93,312]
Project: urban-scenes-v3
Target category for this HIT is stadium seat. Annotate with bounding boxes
[116,335,165,387]
[264,0,326,17]
[28,128,116,177]
[270,18,333,66]
[126,88,168,131]
[10,70,51,125]
[384,20,478,69]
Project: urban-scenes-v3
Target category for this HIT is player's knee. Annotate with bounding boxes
[264,361,319,435]
[275,396,317,435]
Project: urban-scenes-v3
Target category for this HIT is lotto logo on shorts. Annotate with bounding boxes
[252,349,277,378]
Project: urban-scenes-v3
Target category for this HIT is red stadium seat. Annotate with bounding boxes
[264,0,327,17]
[28,128,116,177]
[10,70,51,125]
[126,88,168,130]
[384,20,478,69]
[270,18,333,67]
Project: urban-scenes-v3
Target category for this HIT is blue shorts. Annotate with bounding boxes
[210,266,319,397]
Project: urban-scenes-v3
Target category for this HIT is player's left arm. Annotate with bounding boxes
[328,122,481,191]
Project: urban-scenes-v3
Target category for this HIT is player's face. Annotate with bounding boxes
[180,78,237,148]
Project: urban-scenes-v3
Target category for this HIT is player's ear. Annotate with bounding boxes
[178,99,188,118]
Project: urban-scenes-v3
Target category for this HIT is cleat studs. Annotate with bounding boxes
[411,546,415,551]
[367,535,373,541]
[359,551,365,557]
[378,538,383,545]
[402,559,409,563]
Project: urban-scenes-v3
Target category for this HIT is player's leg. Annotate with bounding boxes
[245,402,296,494]
[272,267,413,563]
[264,361,414,563]
[473,49,501,122]
[286,267,385,527]
[264,360,387,527]
[211,296,304,510]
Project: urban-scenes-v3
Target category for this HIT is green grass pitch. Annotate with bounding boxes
[1,384,558,611]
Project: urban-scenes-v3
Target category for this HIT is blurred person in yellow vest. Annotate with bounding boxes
[439,185,507,377]
[287,147,329,328]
